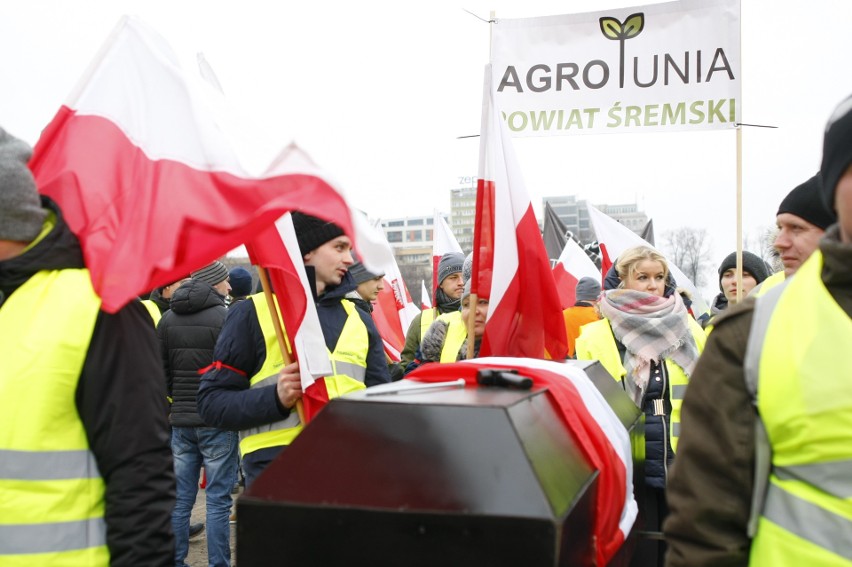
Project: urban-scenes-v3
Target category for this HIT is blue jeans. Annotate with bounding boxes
[172,426,239,567]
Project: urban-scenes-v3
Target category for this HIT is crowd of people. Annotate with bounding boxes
[1,90,850,566]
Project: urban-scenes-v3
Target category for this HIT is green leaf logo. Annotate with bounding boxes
[599,12,644,40]
[599,12,645,88]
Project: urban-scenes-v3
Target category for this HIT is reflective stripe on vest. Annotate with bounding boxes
[574,317,704,452]
[437,311,466,363]
[240,295,370,455]
[745,251,852,565]
[324,299,368,398]
[140,299,161,326]
[240,294,300,456]
[0,269,109,565]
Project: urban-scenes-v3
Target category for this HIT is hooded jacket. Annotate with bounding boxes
[157,279,227,427]
[0,197,174,566]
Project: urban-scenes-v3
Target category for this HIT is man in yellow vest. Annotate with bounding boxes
[664,94,852,566]
[752,173,836,296]
[198,212,391,487]
[399,252,465,368]
[0,127,175,565]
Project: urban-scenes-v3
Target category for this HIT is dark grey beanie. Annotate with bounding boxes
[348,261,383,285]
[437,252,464,285]
[717,251,770,291]
[0,127,46,242]
[575,277,601,302]
[777,174,835,230]
[191,261,229,287]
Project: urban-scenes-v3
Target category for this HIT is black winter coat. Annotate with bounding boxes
[0,197,174,565]
[158,279,227,427]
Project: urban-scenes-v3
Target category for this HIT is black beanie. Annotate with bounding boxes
[776,174,835,230]
[291,212,345,257]
[717,251,770,292]
[820,94,852,213]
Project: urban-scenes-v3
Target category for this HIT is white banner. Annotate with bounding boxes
[492,0,741,136]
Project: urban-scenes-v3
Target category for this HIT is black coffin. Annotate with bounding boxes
[237,361,640,567]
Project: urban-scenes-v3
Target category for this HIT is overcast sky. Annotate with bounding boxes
[2,0,851,298]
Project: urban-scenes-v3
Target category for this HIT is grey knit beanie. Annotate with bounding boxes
[437,252,464,285]
[575,277,601,302]
[0,127,46,242]
[717,251,771,291]
[191,261,229,287]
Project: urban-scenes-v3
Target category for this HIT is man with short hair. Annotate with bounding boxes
[198,213,391,486]
[664,94,852,566]
[754,174,836,295]
[400,252,465,367]
[158,260,237,567]
[0,127,174,565]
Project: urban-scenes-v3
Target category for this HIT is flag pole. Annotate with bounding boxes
[736,126,743,304]
[256,265,306,424]
[467,9,496,362]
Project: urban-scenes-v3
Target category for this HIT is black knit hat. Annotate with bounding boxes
[0,127,46,242]
[776,174,835,230]
[291,212,346,257]
[228,267,253,297]
[820,94,852,213]
[717,251,770,291]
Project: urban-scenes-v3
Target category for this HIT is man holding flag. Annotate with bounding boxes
[198,212,391,487]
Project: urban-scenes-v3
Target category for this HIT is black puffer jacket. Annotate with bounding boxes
[158,279,227,427]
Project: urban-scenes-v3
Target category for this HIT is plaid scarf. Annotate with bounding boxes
[598,289,699,405]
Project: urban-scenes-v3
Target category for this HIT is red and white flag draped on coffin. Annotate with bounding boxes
[29,16,353,313]
[471,65,567,359]
[407,357,637,565]
[431,210,464,295]
[552,237,602,309]
[352,213,419,362]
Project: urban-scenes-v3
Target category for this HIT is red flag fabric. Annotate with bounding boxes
[552,238,602,309]
[431,210,464,295]
[473,65,567,359]
[28,16,353,313]
[352,213,419,362]
[407,357,637,565]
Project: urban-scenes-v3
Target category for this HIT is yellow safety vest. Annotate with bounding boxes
[745,251,852,566]
[419,308,437,340]
[575,316,706,452]
[140,299,162,326]
[752,270,785,297]
[0,269,109,566]
[435,311,466,362]
[240,294,369,456]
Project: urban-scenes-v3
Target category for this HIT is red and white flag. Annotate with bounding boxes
[472,65,567,359]
[243,206,335,423]
[587,204,709,317]
[420,280,432,310]
[351,212,419,362]
[431,210,463,295]
[407,357,637,565]
[552,238,602,309]
[29,16,353,313]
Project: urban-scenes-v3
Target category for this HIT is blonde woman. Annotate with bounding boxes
[575,245,706,566]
